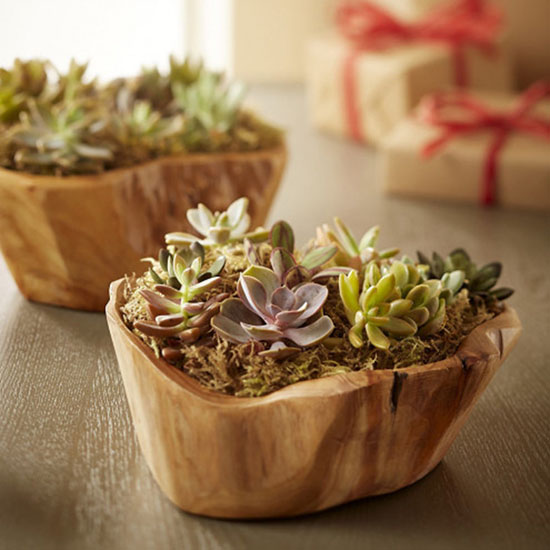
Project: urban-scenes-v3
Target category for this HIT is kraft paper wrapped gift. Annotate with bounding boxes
[368,0,550,88]
[379,84,550,210]
[306,1,514,145]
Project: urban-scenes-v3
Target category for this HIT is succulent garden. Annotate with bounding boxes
[121,197,513,398]
[0,58,282,175]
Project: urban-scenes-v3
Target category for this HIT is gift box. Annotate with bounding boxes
[306,0,514,145]
[368,0,550,87]
[379,83,550,210]
[367,0,442,20]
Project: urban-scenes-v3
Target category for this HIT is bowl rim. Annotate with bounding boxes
[0,143,287,188]
[106,277,519,408]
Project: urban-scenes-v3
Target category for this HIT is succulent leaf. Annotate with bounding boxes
[301,246,337,271]
[270,220,295,253]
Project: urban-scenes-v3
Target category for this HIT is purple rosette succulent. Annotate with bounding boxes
[211,265,334,359]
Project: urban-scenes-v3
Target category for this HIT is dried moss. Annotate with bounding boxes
[121,244,498,398]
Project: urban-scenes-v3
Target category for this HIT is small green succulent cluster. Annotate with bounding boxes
[135,242,228,356]
[417,248,514,303]
[339,259,459,350]
[0,59,49,124]
[166,197,269,248]
[0,57,282,176]
[316,218,399,270]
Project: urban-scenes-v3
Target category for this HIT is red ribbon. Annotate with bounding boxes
[336,0,502,141]
[418,81,550,205]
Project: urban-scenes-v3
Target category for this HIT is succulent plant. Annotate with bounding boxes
[417,248,514,303]
[0,57,282,175]
[339,259,451,350]
[143,241,225,290]
[165,197,268,248]
[173,71,246,150]
[135,244,227,356]
[211,264,334,359]
[247,220,352,287]
[316,218,399,270]
[108,100,184,162]
[9,100,113,174]
[0,59,49,123]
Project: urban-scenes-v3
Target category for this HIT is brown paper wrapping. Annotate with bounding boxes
[379,91,550,210]
[306,35,513,145]
[369,0,550,88]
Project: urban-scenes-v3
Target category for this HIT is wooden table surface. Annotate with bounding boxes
[1,85,549,550]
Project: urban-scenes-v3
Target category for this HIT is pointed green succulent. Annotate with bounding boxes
[211,264,334,359]
[165,197,268,248]
[339,260,448,350]
[143,241,225,290]
[316,218,399,270]
[9,100,113,174]
[246,220,352,287]
[109,99,184,160]
[173,71,245,134]
[0,59,49,123]
[135,244,228,355]
[417,248,514,303]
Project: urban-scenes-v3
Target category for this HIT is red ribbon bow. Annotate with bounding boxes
[335,0,502,141]
[419,81,550,205]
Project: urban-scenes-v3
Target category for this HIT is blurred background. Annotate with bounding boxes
[1,0,546,86]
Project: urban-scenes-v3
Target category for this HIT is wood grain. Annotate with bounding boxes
[0,145,286,312]
[106,278,521,519]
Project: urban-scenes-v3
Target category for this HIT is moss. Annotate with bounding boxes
[121,244,498,398]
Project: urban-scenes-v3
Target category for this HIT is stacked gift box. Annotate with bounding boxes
[306,0,550,210]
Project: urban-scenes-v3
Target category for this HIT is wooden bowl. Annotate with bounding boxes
[106,278,521,519]
[0,145,286,311]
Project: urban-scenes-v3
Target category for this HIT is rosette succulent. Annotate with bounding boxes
[9,101,113,174]
[165,197,268,248]
[247,220,351,288]
[339,260,455,350]
[211,265,334,359]
[144,241,225,290]
[417,248,514,303]
[316,218,399,270]
[135,244,227,356]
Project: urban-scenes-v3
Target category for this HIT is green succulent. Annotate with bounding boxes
[144,241,225,290]
[0,56,282,175]
[339,259,449,350]
[9,100,113,174]
[245,220,351,287]
[166,197,268,248]
[417,248,514,303]
[173,72,246,150]
[316,218,399,270]
[135,243,228,356]
[0,59,49,123]
[108,100,184,162]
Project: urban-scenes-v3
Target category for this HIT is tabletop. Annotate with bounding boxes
[1,85,549,550]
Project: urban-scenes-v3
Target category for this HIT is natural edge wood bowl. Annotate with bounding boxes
[0,145,286,311]
[106,278,522,519]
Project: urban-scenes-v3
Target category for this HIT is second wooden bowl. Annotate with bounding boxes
[106,278,521,519]
[0,145,286,311]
